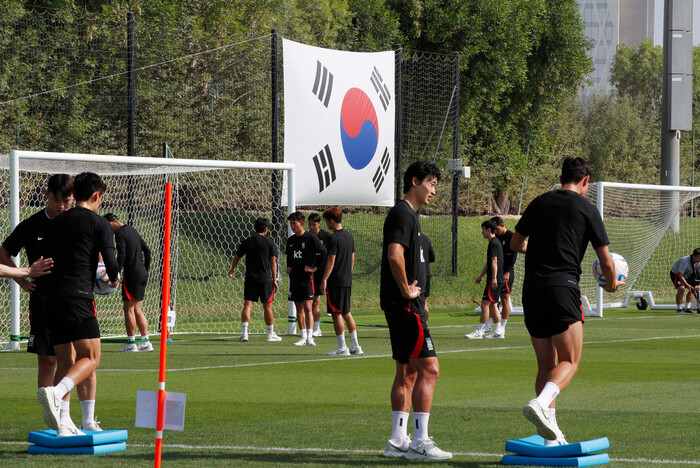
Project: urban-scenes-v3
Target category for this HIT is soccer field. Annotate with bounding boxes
[1,307,699,467]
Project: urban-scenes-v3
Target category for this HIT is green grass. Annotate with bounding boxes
[1,306,699,467]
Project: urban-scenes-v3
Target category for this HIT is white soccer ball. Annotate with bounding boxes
[592,253,628,286]
[94,262,119,295]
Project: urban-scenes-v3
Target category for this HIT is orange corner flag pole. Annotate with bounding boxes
[155,182,173,468]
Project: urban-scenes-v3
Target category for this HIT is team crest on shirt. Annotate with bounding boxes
[420,247,425,263]
[301,242,306,249]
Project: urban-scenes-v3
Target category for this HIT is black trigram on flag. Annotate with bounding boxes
[370,66,391,111]
[313,145,336,193]
[312,61,334,107]
[372,148,391,193]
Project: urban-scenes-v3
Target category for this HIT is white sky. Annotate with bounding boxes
[653,0,700,45]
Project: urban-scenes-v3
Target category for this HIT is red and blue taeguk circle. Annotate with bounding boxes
[340,87,378,170]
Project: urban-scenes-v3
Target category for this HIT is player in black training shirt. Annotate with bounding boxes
[0,174,69,394]
[418,234,435,321]
[319,207,362,356]
[228,218,281,343]
[105,214,153,353]
[490,216,521,335]
[37,172,119,434]
[286,211,326,347]
[467,219,505,339]
[307,213,330,337]
[380,161,451,461]
[511,157,622,446]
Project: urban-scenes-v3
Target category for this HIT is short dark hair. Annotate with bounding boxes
[307,213,321,223]
[74,172,107,202]
[560,157,591,185]
[104,213,119,223]
[322,207,343,223]
[47,174,73,198]
[481,219,497,233]
[254,217,269,233]
[693,248,700,257]
[403,161,441,194]
[490,216,504,226]
[287,211,305,223]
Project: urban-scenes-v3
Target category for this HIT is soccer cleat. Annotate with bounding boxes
[120,343,138,352]
[683,308,697,314]
[306,337,316,347]
[138,341,154,352]
[523,399,558,440]
[327,346,350,356]
[293,338,307,346]
[57,424,85,437]
[383,437,410,458]
[312,329,323,337]
[485,328,505,339]
[80,420,103,431]
[405,438,453,460]
[465,329,484,339]
[238,334,249,342]
[37,387,61,430]
[545,435,568,446]
[266,332,282,342]
[349,344,364,355]
[484,327,492,335]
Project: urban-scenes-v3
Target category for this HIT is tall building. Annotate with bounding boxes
[578,0,655,95]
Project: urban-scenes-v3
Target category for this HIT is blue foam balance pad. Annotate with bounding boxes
[28,441,126,455]
[502,453,610,467]
[505,435,610,458]
[28,429,128,448]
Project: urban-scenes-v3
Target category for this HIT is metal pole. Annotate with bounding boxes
[7,150,20,350]
[596,182,604,317]
[450,52,460,276]
[394,44,403,202]
[270,29,283,244]
[126,12,137,225]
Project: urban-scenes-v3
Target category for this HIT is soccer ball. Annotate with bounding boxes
[94,262,119,295]
[592,253,628,286]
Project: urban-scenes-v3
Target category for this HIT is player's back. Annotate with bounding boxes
[328,229,354,287]
[116,225,148,278]
[240,235,277,283]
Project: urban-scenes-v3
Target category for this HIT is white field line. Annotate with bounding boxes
[1,440,698,465]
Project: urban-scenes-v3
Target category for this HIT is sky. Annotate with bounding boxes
[653,0,700,45]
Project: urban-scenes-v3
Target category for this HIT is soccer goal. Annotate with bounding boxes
[510,181,700,316]
[1,150,295,349]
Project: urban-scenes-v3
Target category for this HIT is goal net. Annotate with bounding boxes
[1,150,294,349]
[511,182,700,316]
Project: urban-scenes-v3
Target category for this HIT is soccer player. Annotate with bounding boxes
[511,157,622,446]
[286,211,326,346]
[380,161,451,460]
[37,172,119,434]
[466,219,505,339]
[104,214,153,352]
[418,234,435,322]
[669,249,700,313]
[320,207,362,356]
[307,212,330,336]
[228,217,282,342]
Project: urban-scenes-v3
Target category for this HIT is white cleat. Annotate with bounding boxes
[294,338,307,346]
[37,387,61,430]
[485,328,505,339]
[545,435,568,446]
[523,399,558,440]
[405,438,452,460]
[305,338,316,347]
[383,437,410,458]
[138,341,154,352]
[312,329,323,337]
[327,346,350,356]
[57,424,85,437]
[266,333,282,342]
[465,329,484,339]
[119,343,138,352]
[349,344,364,355]
[238,334,249,342]
[79,420,103,432]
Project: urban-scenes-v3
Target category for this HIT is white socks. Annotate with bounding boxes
[501,319,508,329]
[314,320,320,332]
[127,335,135,343]
[336,334,346,349]
[391,411,409,444]
[349,331,359,348]
[413,412,430,444]
[54,377,75,400]
[60,400,74,427]
[476,322,485,332]
[485,318,493,329]
[535,382,561,409]
[242,322,249,335]
[267,325,274,334]
[81,400,95,427]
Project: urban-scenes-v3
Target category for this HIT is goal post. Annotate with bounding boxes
[2,150,296,349]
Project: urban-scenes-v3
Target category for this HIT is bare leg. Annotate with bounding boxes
[134,301,149,336]
[408,356,440,413]
[391,361,417,412]
[38,355,56,388]
[263,301,274,326]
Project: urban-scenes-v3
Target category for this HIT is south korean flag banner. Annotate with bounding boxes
[283,38,395,206]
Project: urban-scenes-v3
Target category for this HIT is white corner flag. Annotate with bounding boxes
[283,38,395,206]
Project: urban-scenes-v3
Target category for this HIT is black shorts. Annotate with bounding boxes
[501,273,514,295]
[122,276,147,302]
[384,298,436,363]
[288,273,314,302]
[327,286,351,315]
[47,297,101,345]
[669,271,694,289]
[313,271,325,296]
[244,280,274,303]
[482,282,504,303]
[27,293,54,356]
[423,276,431,298]
[522,286,583,339]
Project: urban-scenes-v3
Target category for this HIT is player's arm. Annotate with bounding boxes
[510,231,528,254]
[114,232,126,273]
[99,222,120,284]
[351,251,355,272]
[141,237,152,271]
[320,254,336,295]
[228,255,242,277]
[387,242,420,300]
[270,255,279,292]
[490,256,498,287]
[0,256,52,279]
[0,246,35,292]
[595,245,623,293]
